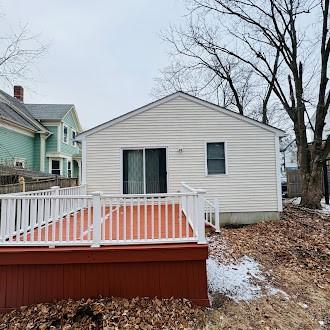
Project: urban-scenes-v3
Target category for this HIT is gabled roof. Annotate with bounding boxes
[0,90,48,132]
[76,91,285,140]
[25,104,74,121]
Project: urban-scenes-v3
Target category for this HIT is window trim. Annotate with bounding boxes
[67,159,72,178]
[120,145,169,194]
[205,141,228,176]
[14,158,26,168]
[72,130,77,147]
[63,125,69,144]
[49,158,62,176]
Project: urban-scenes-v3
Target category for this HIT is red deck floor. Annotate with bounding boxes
[20,203,194,243]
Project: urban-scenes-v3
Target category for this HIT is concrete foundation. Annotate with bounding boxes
[220,211,280,226]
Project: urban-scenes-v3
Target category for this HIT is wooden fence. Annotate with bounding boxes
[286,168,330,198]
[0,177,79,195]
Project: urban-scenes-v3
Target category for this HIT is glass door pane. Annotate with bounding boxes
[123,150,144,194]
[145,148,167,193]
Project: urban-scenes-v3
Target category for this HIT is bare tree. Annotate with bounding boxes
[156,0,329,208]
[0,23,47,85]
[153,8,283,124]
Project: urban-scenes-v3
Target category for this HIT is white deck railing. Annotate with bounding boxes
[0,183,208,247]
[204,198,220,232]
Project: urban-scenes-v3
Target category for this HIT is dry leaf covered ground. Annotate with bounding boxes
[206,203,330,329]
[0,204,329,329]
[0,297,205,329]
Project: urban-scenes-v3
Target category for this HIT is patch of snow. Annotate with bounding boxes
[207,257,289,303]
[320,198,330,215]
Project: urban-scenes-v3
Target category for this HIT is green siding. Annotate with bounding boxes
[46,126,58,153]
[33,135,40,171]
[63,110,77,129]
[61,110,81,157]
[0,127,34,168]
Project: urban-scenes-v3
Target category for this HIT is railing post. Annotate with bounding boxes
[91,191,102,248]
[196,189,206,244]
[214,198,220,233]
[51,186,60,219]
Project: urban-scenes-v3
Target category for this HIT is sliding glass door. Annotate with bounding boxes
[123,148,167,194]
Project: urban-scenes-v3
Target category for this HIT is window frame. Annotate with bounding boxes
[50,159,62,176]
[205,141,228,176]
[67,160,72,178]
[14,158,26,168]
[72,130,77,147]
[63,125,69,144]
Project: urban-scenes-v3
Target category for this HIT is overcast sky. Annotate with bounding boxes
[0,1,186,129]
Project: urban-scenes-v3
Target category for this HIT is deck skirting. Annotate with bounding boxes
[0,244,209,313]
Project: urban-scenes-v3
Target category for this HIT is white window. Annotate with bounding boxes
[14,158,25,168]
[72,130,76,146]
[67,160,72,178]
[51,160,61,175]
[206,142,226,175]
[63,125,68,144]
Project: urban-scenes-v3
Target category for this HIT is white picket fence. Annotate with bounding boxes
[0,183,220,247]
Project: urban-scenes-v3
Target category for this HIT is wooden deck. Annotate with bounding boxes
[22,203,194,244]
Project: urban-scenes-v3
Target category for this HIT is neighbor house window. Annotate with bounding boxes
[67,160,72,178]
[51,160,61,175]
[206,142,226,175]
[14,158,25,168]
[72,130,76,146]
[63,125,68,143]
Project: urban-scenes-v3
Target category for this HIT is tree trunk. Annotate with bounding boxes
[300,162,323,209]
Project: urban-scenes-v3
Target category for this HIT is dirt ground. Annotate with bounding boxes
[206,203,330,330]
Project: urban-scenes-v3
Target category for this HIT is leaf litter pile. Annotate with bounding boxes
[0,297,205,329]
[207,203,330,329]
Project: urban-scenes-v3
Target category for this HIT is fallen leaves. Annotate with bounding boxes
[207,203,330,329]
[0,297,206,330]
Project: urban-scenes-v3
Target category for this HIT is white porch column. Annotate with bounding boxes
[39,132,47,172]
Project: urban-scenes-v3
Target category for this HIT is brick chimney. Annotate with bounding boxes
[14,85,24,102]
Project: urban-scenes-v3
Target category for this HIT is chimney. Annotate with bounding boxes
[14,85,24,102]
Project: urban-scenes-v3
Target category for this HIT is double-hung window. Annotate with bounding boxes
[51,160,61,175]
[67,160,72,178]
[206,142,226,175]
[72,130,76,146]
[63,125,68,144]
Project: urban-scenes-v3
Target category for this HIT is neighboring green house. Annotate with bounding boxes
[0,86,82,179]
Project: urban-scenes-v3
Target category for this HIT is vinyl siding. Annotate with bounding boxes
[85,96,279,213]
[61,111,81,156]
[33,134,40,171]
[0,126,34,168]
[46,126,59,153]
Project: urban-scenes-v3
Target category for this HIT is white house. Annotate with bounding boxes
[76,92,284,224]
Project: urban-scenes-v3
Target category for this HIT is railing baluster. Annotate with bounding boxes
[137,198,140,240]
[109,199,113,241]
[16,199,22,243]
[179,197,182,239]
[151,197,154,240]
[165,198,168,239]
[116,198,119,241]
[123,198,127,241]
[80,198,84,241]
[0,199,7,242]
[172,198,175,239]
[130,198,133,240]
[144,197,147,240]
[158,197,161,239]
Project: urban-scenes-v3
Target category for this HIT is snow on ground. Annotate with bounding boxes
[207,256,288,303]
[289,197,330,215]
